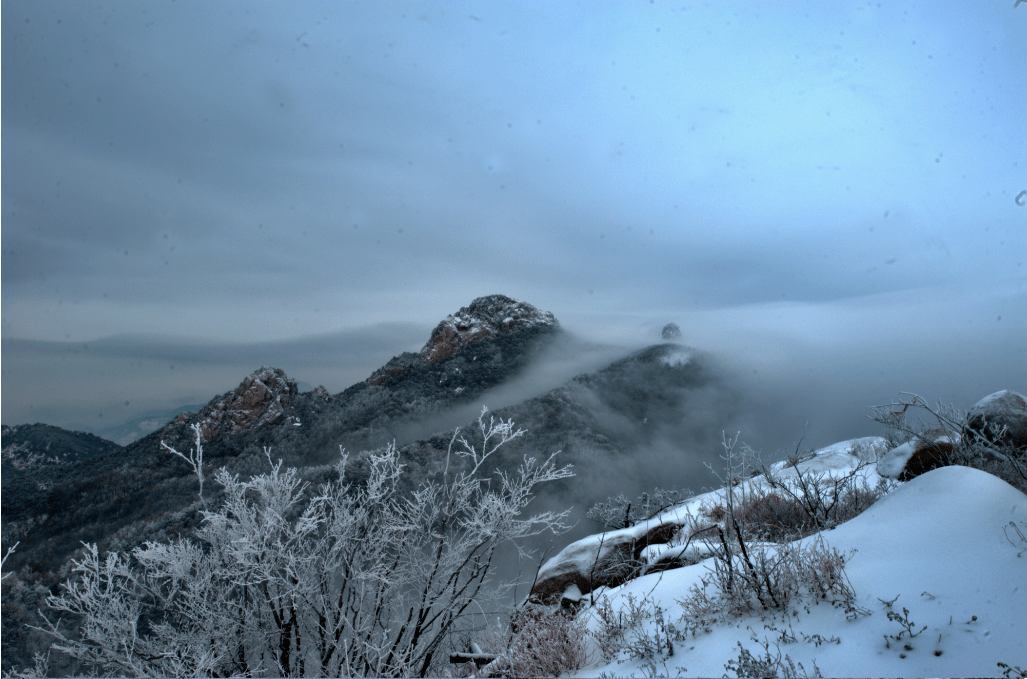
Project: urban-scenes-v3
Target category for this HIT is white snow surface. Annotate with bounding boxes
[569,457,1027,678]
[660,348,692,368]
[972,389,1020,411]
[876,440,916,479]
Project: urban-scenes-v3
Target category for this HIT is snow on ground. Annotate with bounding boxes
[662,437,889,523]
[571,457,1027,678]
[594,437,892,569]
[659,348,692,368]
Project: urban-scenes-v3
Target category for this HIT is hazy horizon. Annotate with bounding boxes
[4,285,1025,464]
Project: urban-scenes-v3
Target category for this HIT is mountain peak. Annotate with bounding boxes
[175,366,299,441]
[420,294,559,364]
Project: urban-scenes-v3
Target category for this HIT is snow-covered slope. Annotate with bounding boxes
[533,437,890,598]
[574,463,1027,678]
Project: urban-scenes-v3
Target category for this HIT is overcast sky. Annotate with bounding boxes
[2,1,1025,452]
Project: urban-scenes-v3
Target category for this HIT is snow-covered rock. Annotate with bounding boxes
[530,515,689,605]
[420,294,559,364]
[965,389,1027,452]
[877,428,958,481]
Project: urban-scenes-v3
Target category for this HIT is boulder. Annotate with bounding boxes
[420,294,559,364]
[661,323,682,340]
[877,428,958,481]
[528,517,686,605]
[964,390,1027,452]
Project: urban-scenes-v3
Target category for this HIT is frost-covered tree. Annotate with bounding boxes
[1,541,17,580]
[36,407,573,678]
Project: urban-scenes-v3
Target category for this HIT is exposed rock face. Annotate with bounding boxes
[365,354,416,386]
[529,518,688,605]
[420,294,559,364]
[964,390,1027,452]
[177,366,298,442]
[661,323,682,340]
[877,428,958,481]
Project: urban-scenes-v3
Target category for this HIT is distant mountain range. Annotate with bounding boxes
[1,424,122,480]
[92,404,209,447]
[0,294,740,675]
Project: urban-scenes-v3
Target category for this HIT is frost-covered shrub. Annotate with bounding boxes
[672,434,867,624]
[724,636,823,678]
[585,592,687,677]
[739,438,893,542]
[579,430,879,667]
[487,605,589,678]
[34,408,573,678]
[587,592,670,666]
[677,531,864,628]
[588,488,686,530]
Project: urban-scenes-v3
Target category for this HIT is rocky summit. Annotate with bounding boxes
[419,294,559,364]
[175,366,299,443]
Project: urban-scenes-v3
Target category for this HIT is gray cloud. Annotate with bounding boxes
[2,0,1025,443]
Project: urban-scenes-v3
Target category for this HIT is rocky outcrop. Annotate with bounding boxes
[528,517,688,606]
[661,323,682,340]
[176,366,298,442]
[964,390,1027,452]
[365,353,419,386]
[877,428,958,481]
[420,295,559,364]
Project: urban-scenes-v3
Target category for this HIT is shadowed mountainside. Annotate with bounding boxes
[1,424,122,480]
